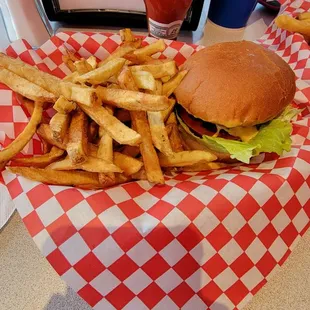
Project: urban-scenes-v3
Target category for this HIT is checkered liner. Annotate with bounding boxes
[1,1,310,309]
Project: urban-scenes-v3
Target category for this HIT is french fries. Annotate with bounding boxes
[133,39,166,57]
[74,58,93,74]
[113,152,143,176]
[0,101,43,162]
[86,56,97,69]
[297,12,310,21]
[162,70,188,97]
[50,113,71,143]
[53,96,76,114]
[37,124,67,150]
[130,61,177,79]
[132,71,156,91]
[178,162,227,172]
[275,15,310,37]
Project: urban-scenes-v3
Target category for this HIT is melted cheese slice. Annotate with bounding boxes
[215,125,258,142]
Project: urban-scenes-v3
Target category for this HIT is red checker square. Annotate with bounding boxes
[149,184,172,199]
[23,211,44,237]
[36,48,47,59]
[14,123,27,136]
[138,282,165,309]
[106,283,135,309]
[109,254,139,281]
[256,251,277,277]
[295,59,308,70]
[202,253,228,279]
[147,200,174,221]
[173,253,200,280]
[302,68,310,81]
[278,249,291,266]
[232,175,257,191]
[6,45,18,58]
[262,196,282,221]
[169,40,185,50]
[259,174,283,192]
[176,180,199,193]
[78,284,103,307]
[37,63,50,73]
[289,51,298,64]
[51,67,66,79]
[33,139,43,155]
[118,199,144,220]
[177,223,204,251]
[79,217,109,250]
[177,195,205,221]
[172,173,191,181]
[206,224,232,251]
[86,191,114,215]
[282,46,291,57]
[6,178,23,199]
[67,37,81,51]
[46,248,71,276]
[298,149,310,164]
[304,200,310,219]
[234,224,256,251]
[103,38,119,54]
[207,194,234,221]
[0,106,13,122]
[19,51,35,65]
[168,282,195,308]
[236,194,260,221]
[225,280,249,306]
[230,253,254,278]
[284,196,303,220]
[83,37,101,54]
[258,223,278,249]
[49,49,65,66]
[174,53,187,66]
[50,36,65,47]
[74,252,105,282]
[251,279,267,295]
[145,222,174,251]
[142,253,170,280]
[274,157,296,168]
[122,182,145,198]
[198,281,222,307]
[205,179,228,192]
[46,214,77,246]
[112,221,143,252]
[55,189,84,212]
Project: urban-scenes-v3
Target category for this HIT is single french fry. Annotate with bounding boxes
[97,86,170,111]
[275,15,310,36]
[37,124,67,150]
[297,12,310,21]
[133,39,166,57]
[162,99,176,122]
[122,145,140,158]
[74,58,93,74]
[169,125,184,152]
[123,53,153,65]
[53,96,76,114]
[132,71,156,91]
[98,44,136,67]
[10,146,65,168]
[161,76,171,83]
[162,70,188,97]
[0,101,43,162]
[76,58,126,85]
[8,167,102,189]
[0,67,57,103]
[113,152,143,176]
[130,61,177,79]
[62,71,80,82]
[86,56,98,69]
[50,112,71,143]
[62,55,76,72]
[120,28,136,42]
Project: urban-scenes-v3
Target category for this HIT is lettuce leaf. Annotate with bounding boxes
[177,105,301,164]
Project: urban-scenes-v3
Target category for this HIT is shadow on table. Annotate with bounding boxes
[43,221,230,310]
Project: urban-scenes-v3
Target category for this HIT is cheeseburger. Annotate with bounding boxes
[174,41,299,163]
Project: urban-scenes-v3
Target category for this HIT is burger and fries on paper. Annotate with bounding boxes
[0,27,302,189]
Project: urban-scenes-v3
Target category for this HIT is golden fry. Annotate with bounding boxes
[53,96,76,114]
[275,15,310,37]
[162,99,176,122]
[62,71,80,82]
[123,53,153,65]
[98,44,136,67]
[161,76,171,83]
[113,152,143,176]
[86,56,97,69]
[132,71,156,91]
[169,125,184,152]
[74,58,93,74]
[130,61,177,79]
[120,28,136,42]
[162,70,188,97]
[297,12,310,21]
[8,166,101,189]
[50,112,71,143]
[133,39,166,57]
[62,55,76,72]
[37,124,67,150]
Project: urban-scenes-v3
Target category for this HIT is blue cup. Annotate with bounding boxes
[208,0,258,29]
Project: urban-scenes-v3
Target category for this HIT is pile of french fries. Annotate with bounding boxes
[0,29,223,189]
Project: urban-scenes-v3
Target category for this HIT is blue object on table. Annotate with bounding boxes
[208,0,258,29]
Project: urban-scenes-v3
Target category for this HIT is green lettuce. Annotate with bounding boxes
[177,105,301,164]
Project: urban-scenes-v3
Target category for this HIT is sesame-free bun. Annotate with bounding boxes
[175,41,296,128]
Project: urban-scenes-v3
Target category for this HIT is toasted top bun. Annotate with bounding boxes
[175,41,296,128]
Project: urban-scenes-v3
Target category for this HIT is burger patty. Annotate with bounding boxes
[177,106,239,140]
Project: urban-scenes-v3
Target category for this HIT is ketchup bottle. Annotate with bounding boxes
[144,0,193,40]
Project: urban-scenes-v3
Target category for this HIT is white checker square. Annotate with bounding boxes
[191,185,217,205]
[78,47,92,58]
[94,299,116,310]
[245,238,267,264]
[90,270,120,296]
[162,187,187,206]
[275,183,295,206]
[58,63,72,76]
[61,268,87,292]
[241,267,264,291]
[134,192,159,211]
[271,209,291,234]
[43,57,57,71]
[91,33,108,45]
[124,269,152,294]
[296,182,310,206]
[220,183,247,206]
[163,46,178,59]
[67,200,96,229]
[269,236,288,262]
[12,106,28,122]
[2,169,17,184]
[137,180,153,191]
[14,194,33,218]
[249,181,274,206]
[182,295,206,310]
[10,40,27,55]
[219,239,243,265]
[127,239,156,266]
[222,209,246,236]
[33,229,57,257]
[210,294,234,310]
[292,209,309,233]
[110,34,122,44]
[98,205,128,234]
[153,296,178,310]
[237,293,253,310]
[185,269,211,293]
[72,32,89,45]
[93,236,124,267]
[190,239,216,265]
[123,297,148,310]
[193,207,220,236]
[131,213,159,237]
[294,158,309,179]
[214,268,238,291]
[18,175,39,192]
[0,123,14,139]
[160,240,187,266]
[0,90,12,105]
[179,45,195,59]
[94,46,110,62]
[40,39,57,54]
[215,173,238,181]
[155,269,182,293]
[248,209,269,235]
[56,32,70,41]
[241,172,263,180]
[59,233,90,265]
[105,187,131,204]
[49,185,70,195]
[36,197,65,227]
[162,208,191,236]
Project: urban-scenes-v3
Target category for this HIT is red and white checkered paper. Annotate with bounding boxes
[1,1,310,309]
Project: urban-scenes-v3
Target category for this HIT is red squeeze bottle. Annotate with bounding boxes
[144,0,194,40]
